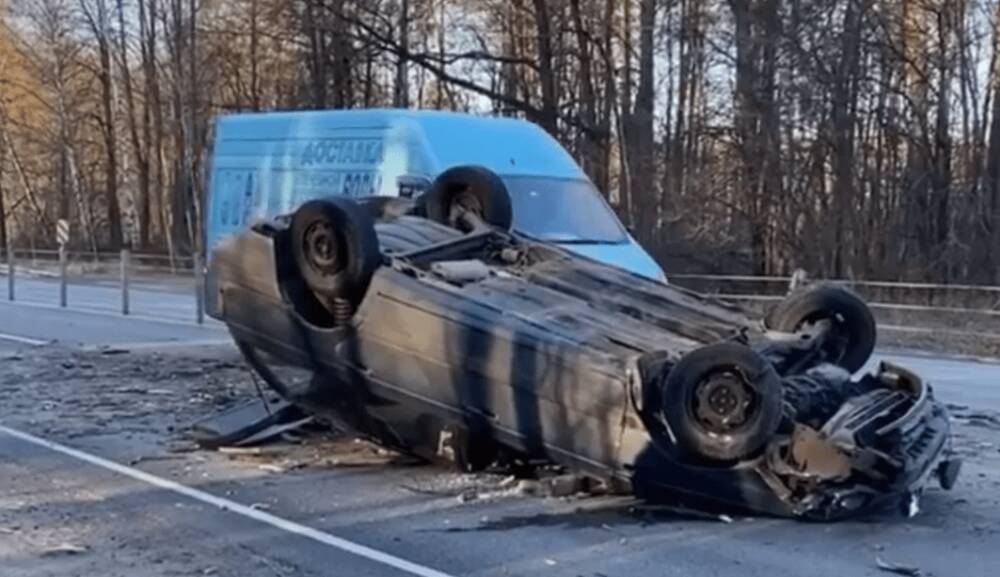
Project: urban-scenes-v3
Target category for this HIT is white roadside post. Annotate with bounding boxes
[789,268,809,294]
[56,219,69,308]
[121,248,130,315]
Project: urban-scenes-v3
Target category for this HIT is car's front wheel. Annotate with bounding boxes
[290,197,382,306]
[660,343,783,464]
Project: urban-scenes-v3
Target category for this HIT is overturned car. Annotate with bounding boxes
[207,166,960,520]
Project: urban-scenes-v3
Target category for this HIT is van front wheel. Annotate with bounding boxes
[290,197,382,304]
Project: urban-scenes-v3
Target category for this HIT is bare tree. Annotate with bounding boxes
[80,0,123,249]
[1,0,998,284]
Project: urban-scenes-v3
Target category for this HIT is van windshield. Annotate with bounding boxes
[502,176,629,244]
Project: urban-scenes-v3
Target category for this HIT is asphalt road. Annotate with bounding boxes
[1,275,999,577]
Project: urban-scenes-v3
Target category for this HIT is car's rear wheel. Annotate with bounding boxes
[422,165,513,232]
[660,343,782,463]
[290,197,382,305]
[766,285,876,374]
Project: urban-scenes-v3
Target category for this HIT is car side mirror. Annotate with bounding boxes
[397,175,432,199]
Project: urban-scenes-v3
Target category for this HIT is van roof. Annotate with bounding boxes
[213,108,585,179]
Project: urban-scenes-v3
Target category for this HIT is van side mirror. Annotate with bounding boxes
[397,175,432,199]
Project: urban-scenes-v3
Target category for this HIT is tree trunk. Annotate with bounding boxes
[631,0,656,248]
[188,0,201,254]
[598,0,615,196]
[569,0,599,182]
[250,0,260,110]
[119,0,149,249]
[169,0,190,252]
[932,3,954,281]
[988,36,1000,283]
[730,0,762,272]
[394,0,409,108]
[147,0,170,256]
[530,0,558,134]
[730,0,780,275]
[619,0,634,223]
[330,0,352,108]
[306,0,328,108]
[93,0,123,249]
[830,0,863,276]
[138,0,155,246]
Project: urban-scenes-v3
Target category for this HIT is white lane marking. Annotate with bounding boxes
[0,424,455,577]
[0,299,225,330]
[0,332,49,346]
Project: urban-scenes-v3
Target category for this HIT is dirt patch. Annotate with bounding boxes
[0,345,252,444]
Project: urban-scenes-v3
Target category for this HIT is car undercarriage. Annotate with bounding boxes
[206,165,961,520]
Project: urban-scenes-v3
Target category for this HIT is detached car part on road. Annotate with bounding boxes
[206,165,961,520]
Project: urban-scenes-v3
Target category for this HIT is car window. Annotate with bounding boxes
[502,176,629,244]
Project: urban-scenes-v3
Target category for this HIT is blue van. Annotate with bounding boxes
[204,109,666,281]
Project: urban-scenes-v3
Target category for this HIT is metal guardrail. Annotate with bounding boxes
[2,252,998,341]
[8,247,197,272]
[669,272,1000,343]
[2,247,205,325]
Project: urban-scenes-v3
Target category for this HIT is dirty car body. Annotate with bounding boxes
[207,176,959,521]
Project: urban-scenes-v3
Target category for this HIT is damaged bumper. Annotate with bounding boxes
[632,363,960,520]
[777,362,959,519]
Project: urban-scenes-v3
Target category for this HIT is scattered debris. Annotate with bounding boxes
[217,446,272,456]
[166,441,200,454]
[128,454,187,466]
[189,399,304,449]
[718,514,734,524]
[258,464,287,474]
[41,543,89,557]
[233,417,315,447]
[544,559,557,566]
[99,347,130,355]
[0,526,17,535]
[875,556,921,577]
[948,406,1000,431]
[542,474,588,498]
[515,480,540,496]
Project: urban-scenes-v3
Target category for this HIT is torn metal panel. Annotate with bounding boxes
[189,399,305,449]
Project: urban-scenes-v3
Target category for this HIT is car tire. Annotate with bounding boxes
[422,165,513,232]
[766,284,876,374]
[290,197,382,303]
[660,342,782,463]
